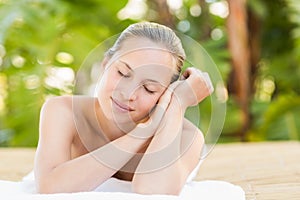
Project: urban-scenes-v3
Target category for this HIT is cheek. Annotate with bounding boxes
[138,94,161,112]
[99,70,120,93]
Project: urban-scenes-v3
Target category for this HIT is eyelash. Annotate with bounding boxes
[118,70,130,78]
[143,86,155,94]
[118,70,156,94]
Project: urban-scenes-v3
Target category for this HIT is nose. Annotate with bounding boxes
[129,92,137,101]
[120,89,137,101]
[119,81,138,101]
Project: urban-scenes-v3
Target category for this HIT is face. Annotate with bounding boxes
[97,38,177,127]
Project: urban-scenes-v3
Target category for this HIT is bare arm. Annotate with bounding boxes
[34,96,167,194]
[132,68,212,195]
[132,97,194,195]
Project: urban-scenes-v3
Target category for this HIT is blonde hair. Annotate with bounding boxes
[105,22,186,82]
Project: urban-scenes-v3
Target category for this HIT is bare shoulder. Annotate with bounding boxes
[41,95,95,110]
[41,96,73,114]
[40,96,73,123]
[40,95,97,134]
[38,96,77,147]
[41,96,96,119]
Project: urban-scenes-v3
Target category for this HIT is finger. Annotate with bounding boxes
[193,69,214,94]
[182,67,193,79]
[156,87,172,109]
[150,90,172,123]
[202,72,214,94]
[184,67,203,79]
[150,81,182,121]
[157,81,181,104]
[168,80,182,91]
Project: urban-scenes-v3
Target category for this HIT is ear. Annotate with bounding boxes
[101,55,110,69]
[97,56,110,76]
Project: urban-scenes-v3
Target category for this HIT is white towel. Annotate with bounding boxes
[0,172,245,200]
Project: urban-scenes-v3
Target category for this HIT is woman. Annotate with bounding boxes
[34,22,213,195]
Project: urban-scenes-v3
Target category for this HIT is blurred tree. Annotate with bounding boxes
[0,0,299,146]
[150,0,175,28]
[248,0,300,141]
[0,0,130,146]
[226,0,251,141]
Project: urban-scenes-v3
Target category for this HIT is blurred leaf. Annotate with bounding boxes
[259,95,300,140]
[0,0,129,146]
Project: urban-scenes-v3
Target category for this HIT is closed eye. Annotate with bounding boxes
[143,85,156,94]
[118,70,130,78]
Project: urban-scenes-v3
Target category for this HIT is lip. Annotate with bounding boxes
[111,98,134,112]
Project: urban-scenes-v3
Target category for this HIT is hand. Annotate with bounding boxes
[131,82,180,139]
[173,67,214,109]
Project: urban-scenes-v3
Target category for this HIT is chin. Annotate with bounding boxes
[136,115,150,124]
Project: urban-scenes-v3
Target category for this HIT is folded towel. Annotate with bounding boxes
[0,172,245,200]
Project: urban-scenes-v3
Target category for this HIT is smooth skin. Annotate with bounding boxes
[34,38,213,195]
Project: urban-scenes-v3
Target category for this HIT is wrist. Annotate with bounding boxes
[170,96,187,115]
[127,122,155,140]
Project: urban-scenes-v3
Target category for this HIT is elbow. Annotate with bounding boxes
[131,183,150,195]
[36,182,53,194]
[36,178,60,194]
[132,181,181,196]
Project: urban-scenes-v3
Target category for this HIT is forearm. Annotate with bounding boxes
[35,133,148,193]
[132,99,186,195]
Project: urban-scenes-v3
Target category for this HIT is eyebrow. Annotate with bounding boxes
[119,60,133,71]
[118,60,161,84]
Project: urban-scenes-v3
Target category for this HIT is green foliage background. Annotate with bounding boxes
[0,0,299,146]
